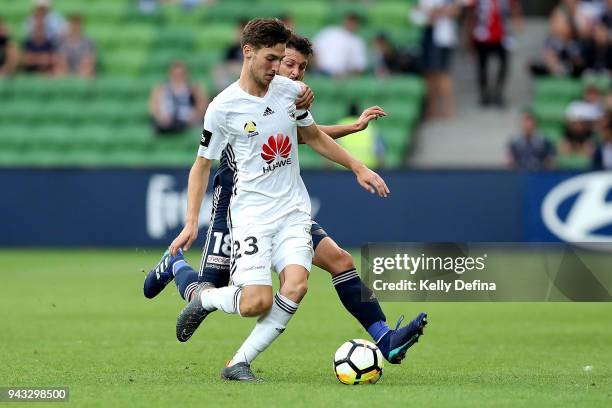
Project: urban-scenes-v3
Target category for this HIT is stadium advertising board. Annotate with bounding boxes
[1,169,611,246]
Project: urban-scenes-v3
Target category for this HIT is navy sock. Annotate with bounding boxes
[172,260,199,301]
[332,269,390,342]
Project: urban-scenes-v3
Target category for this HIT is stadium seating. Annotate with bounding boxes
[0,0,425,169]
[530,75,610,170]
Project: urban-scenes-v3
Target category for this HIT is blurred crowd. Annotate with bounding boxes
[530,0,612,78]
[508,0,612,171]
[507,85,612,171]
[412,0,524,118]
[0,0,96,78]
[211,12,421,90]
[2,0,611,170]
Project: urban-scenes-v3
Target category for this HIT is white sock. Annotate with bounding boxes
[230,293,298,365]
[200,286,242,314]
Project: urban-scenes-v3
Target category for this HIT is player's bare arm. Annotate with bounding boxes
[293,80,385,142]
[298,124,389,197]
[169,156,212,255]
[317,106,387,139]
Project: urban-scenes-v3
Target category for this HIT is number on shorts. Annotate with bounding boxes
[233,236,258,259]
[233,240,241,260]
[244,236,258,255]
[212,231,232,256]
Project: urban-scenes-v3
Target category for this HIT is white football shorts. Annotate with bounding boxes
[229,211,313,287]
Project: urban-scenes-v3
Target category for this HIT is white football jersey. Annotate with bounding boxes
[198,75,314,227]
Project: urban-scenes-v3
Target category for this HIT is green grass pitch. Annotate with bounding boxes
[1,249,611,407]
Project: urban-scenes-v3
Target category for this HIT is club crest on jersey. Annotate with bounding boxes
[261,133,292,173]
[287,105,296,120]
[244,121,259,137]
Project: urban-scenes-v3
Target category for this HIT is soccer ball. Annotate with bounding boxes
[333,339,383,385]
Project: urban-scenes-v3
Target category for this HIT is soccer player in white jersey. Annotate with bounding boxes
[144,33,428,375]
[169,18,389,381]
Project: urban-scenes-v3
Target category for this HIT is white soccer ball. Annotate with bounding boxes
[333,339,383,385]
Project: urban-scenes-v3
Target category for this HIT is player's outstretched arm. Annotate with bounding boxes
[317,106,387,140]
[169,156,212,255]
[298,124,389,197]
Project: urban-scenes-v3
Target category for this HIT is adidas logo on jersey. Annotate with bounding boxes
[263,106,275,116]
[261,134,292,173]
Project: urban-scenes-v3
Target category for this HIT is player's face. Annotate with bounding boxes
[279,48,309,81]
[246,43,285,88]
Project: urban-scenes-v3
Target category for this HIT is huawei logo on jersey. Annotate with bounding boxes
[261,134,292,173]
[261,134,291,164]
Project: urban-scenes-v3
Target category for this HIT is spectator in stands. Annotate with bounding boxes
[21,8,57,75]
[605,89,612,111]
[336,103,386,169]
[372,33,400,76]
[372,33,421,76]
[55,14,96,78]
[212,19,248,92]
[551,0,580,38]
[414,0,461,119]
[578,84,605,122]
[0,17,18,77]
[580,21,612,74]
[592,111,612,169]
[558,102,597,159]
[564,85,606,152]
[601,0,612,29]
[26,0,66,43]
[576,0,607,38]
[373,32,422,77]
[149,60,209,135]
[529,11,584,78]
[552,0,606,40]
[507,110,555,170]
[313,13,368,77]
[467,0,522,107]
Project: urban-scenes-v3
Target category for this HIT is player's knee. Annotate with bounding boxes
[255,295,273,315]
[295,280,308,299]
[328,249,355,276]
[240,293,272,316]
[282,280,308,302]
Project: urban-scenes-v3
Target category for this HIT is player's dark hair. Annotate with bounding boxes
[286,33,313,58]
[241,18,292,50]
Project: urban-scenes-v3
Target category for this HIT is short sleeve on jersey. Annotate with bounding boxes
[289,79,303,99]
[198,103,228,160]
[276,77,315,128]
[274,75,302,100]
[296,109,315,127]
